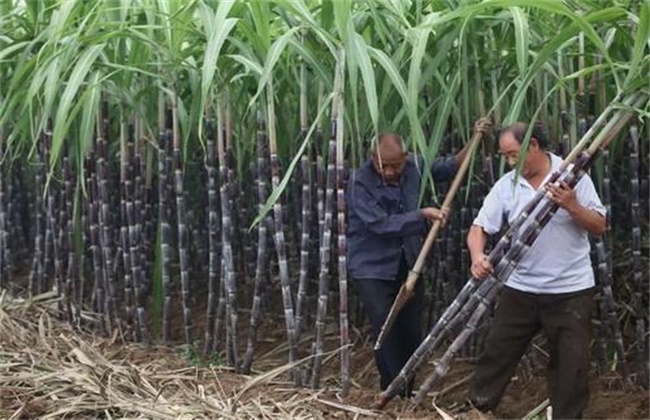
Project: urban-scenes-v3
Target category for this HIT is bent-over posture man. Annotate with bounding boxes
[467,122,605,419]
[347,120,490,395]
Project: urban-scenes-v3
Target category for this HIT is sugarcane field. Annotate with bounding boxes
[1,0,649,419]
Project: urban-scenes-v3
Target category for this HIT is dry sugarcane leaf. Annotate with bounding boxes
[431,399,455,420]
[316,398,379,417]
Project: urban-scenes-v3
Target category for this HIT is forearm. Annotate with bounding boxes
[454,142,472,166]
[566,204,606,236]
[366,210,425,237]
[467,224,489,262]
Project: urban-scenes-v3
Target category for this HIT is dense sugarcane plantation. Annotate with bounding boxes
[0,0,649,418]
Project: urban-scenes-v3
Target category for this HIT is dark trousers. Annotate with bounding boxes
[470,286,593,420]
[354,255,424,393]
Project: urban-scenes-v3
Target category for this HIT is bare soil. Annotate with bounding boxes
[201,308,650,419]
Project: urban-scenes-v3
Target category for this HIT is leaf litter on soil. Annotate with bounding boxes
[0,290,648,419]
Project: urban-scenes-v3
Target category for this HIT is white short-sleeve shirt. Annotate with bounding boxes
[473,153,606,294]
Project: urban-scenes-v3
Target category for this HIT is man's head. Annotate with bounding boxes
[498,122,549,178]
[370,133,407,185]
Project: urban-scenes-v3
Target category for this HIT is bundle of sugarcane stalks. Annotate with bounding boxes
[375,91,649,410]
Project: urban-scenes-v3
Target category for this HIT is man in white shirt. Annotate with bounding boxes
[467,122,606,419]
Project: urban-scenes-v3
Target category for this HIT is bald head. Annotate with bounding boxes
[370,132,407,185]
[370,133,406,154]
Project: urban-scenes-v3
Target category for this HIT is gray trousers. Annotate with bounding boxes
[470,286,594,419]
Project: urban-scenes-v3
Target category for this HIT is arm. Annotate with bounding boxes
[453,118,492,166]
[565,204,606,236]
[467,173,503,280]
[547,180,606,236]
[453,139,473,167]
[348,182,426,237]
[467,224,493,279]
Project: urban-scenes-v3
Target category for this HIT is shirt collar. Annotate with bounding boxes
[512,152,562,189]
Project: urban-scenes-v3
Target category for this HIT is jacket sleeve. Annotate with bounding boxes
[347,181,425,237]
[431,156,458,182]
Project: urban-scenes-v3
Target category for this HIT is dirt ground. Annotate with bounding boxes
[249,316,650,419]
[2,281,648,419]
[140,280,649,420]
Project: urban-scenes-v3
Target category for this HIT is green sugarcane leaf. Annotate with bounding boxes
[333,0,352,41]
[625,0,650,88]
[506,7,627,124]
[509,6,529,77]
[277,0,337,55]
[248,26,301,110]
[78,71,101,160]
[50,43,105,185]
[200,16,238,123]
[367,47,408,110]
[287,37,334,90]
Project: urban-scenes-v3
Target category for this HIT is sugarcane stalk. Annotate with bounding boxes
[310,52,344,389]
[217,97,238,368]
[413,278,504,406]
[132,133,150,343]
[10,166,30,273]
[172,98,192,346]
[295,49,311,342]
[592,238,609,374]
[158,99,173,343]
[42,136,56,296]
[310,119,336,389]
[203,118,220,355]
[430,236,445,325]
[594,147,627,377]
[48,184,61,299]
[214,256,227,354]
[375,125,486,350]
[295,152,311,342]
[0,143,6,289]
[557,49,571,157]
[55,158,69,309]
[628,124,648,387]
[242,111,271,374]
[334,52,350,397]
[97,136,119,331]
[28,138,45,295]
[142,134,155,289]
[118,116,137,340]
[88,149,106,325]
[266,79,298,379]
[133,137,147,296]
[64,160,77,323]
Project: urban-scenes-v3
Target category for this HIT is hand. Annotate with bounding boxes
[421,206,449,226]
[546,181,578,211]
[473,117,492,136]
[470,253,493,280]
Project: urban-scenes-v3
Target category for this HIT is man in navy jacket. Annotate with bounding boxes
[347,121,490,394]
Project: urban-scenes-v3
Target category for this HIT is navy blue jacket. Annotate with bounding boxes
[346,155,457,280]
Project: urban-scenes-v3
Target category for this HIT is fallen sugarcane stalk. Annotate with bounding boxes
[374,122,489,350]
[374,91,647,409]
